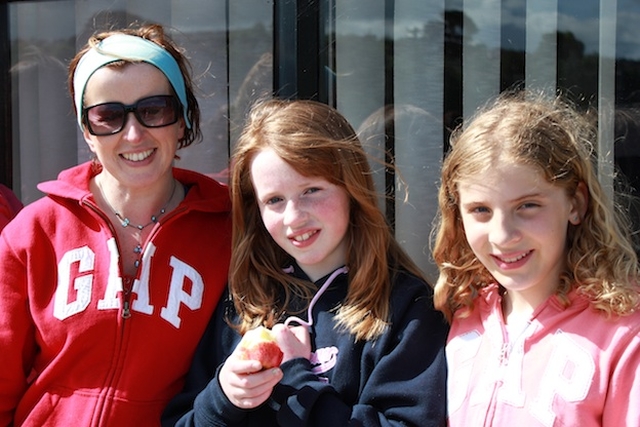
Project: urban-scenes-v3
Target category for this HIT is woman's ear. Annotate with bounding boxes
[81,121,98,153]
[177,118,186,140]
[569,181,589,225]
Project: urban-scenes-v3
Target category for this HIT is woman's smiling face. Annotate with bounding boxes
[82,62,184,190]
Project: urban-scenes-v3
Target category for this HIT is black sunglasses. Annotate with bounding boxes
[83,95,181,136]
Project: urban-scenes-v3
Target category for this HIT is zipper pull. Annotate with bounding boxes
[499,343,509,365]
[122,300,132,319]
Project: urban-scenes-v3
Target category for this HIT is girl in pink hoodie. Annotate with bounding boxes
[433,92,640,427]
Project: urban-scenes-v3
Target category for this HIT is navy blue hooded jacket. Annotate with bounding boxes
[162,265,448,427]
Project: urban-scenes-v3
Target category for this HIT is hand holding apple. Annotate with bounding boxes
[237,326,284,369]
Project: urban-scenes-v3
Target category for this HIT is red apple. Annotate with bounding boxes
[237,326,284,369]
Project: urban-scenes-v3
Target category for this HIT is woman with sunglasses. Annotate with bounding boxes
[0,24,231,426]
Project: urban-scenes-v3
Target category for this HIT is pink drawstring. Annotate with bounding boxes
[284,266,349,328]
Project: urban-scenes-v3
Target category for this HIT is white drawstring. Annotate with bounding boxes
[284,266,349,328]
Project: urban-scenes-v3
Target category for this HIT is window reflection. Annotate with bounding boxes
[5,0,640,260]
[9,0,272,201]
[330,0,640,268]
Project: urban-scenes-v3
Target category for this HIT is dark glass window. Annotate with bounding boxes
[4,0,640,274]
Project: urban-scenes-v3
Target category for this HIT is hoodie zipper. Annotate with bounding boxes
[82,198,187,319]
[82,199,134,318]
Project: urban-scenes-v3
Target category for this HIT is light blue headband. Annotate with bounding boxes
[73,33,191,129]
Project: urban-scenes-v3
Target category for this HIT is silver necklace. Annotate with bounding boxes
[103,179,177,231]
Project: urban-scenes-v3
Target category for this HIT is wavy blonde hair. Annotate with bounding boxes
[230,99,425,341]
[433,91,640,322]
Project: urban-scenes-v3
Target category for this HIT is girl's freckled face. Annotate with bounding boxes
[250,148,350,281]
[458,162,580,304]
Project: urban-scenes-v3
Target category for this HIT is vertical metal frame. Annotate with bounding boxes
[383,0,396,230]
[273,0,320,100]
[0,2,12,187]
[318,0,336,106]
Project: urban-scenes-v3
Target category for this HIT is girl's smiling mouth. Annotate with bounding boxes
[491,250,533,269]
